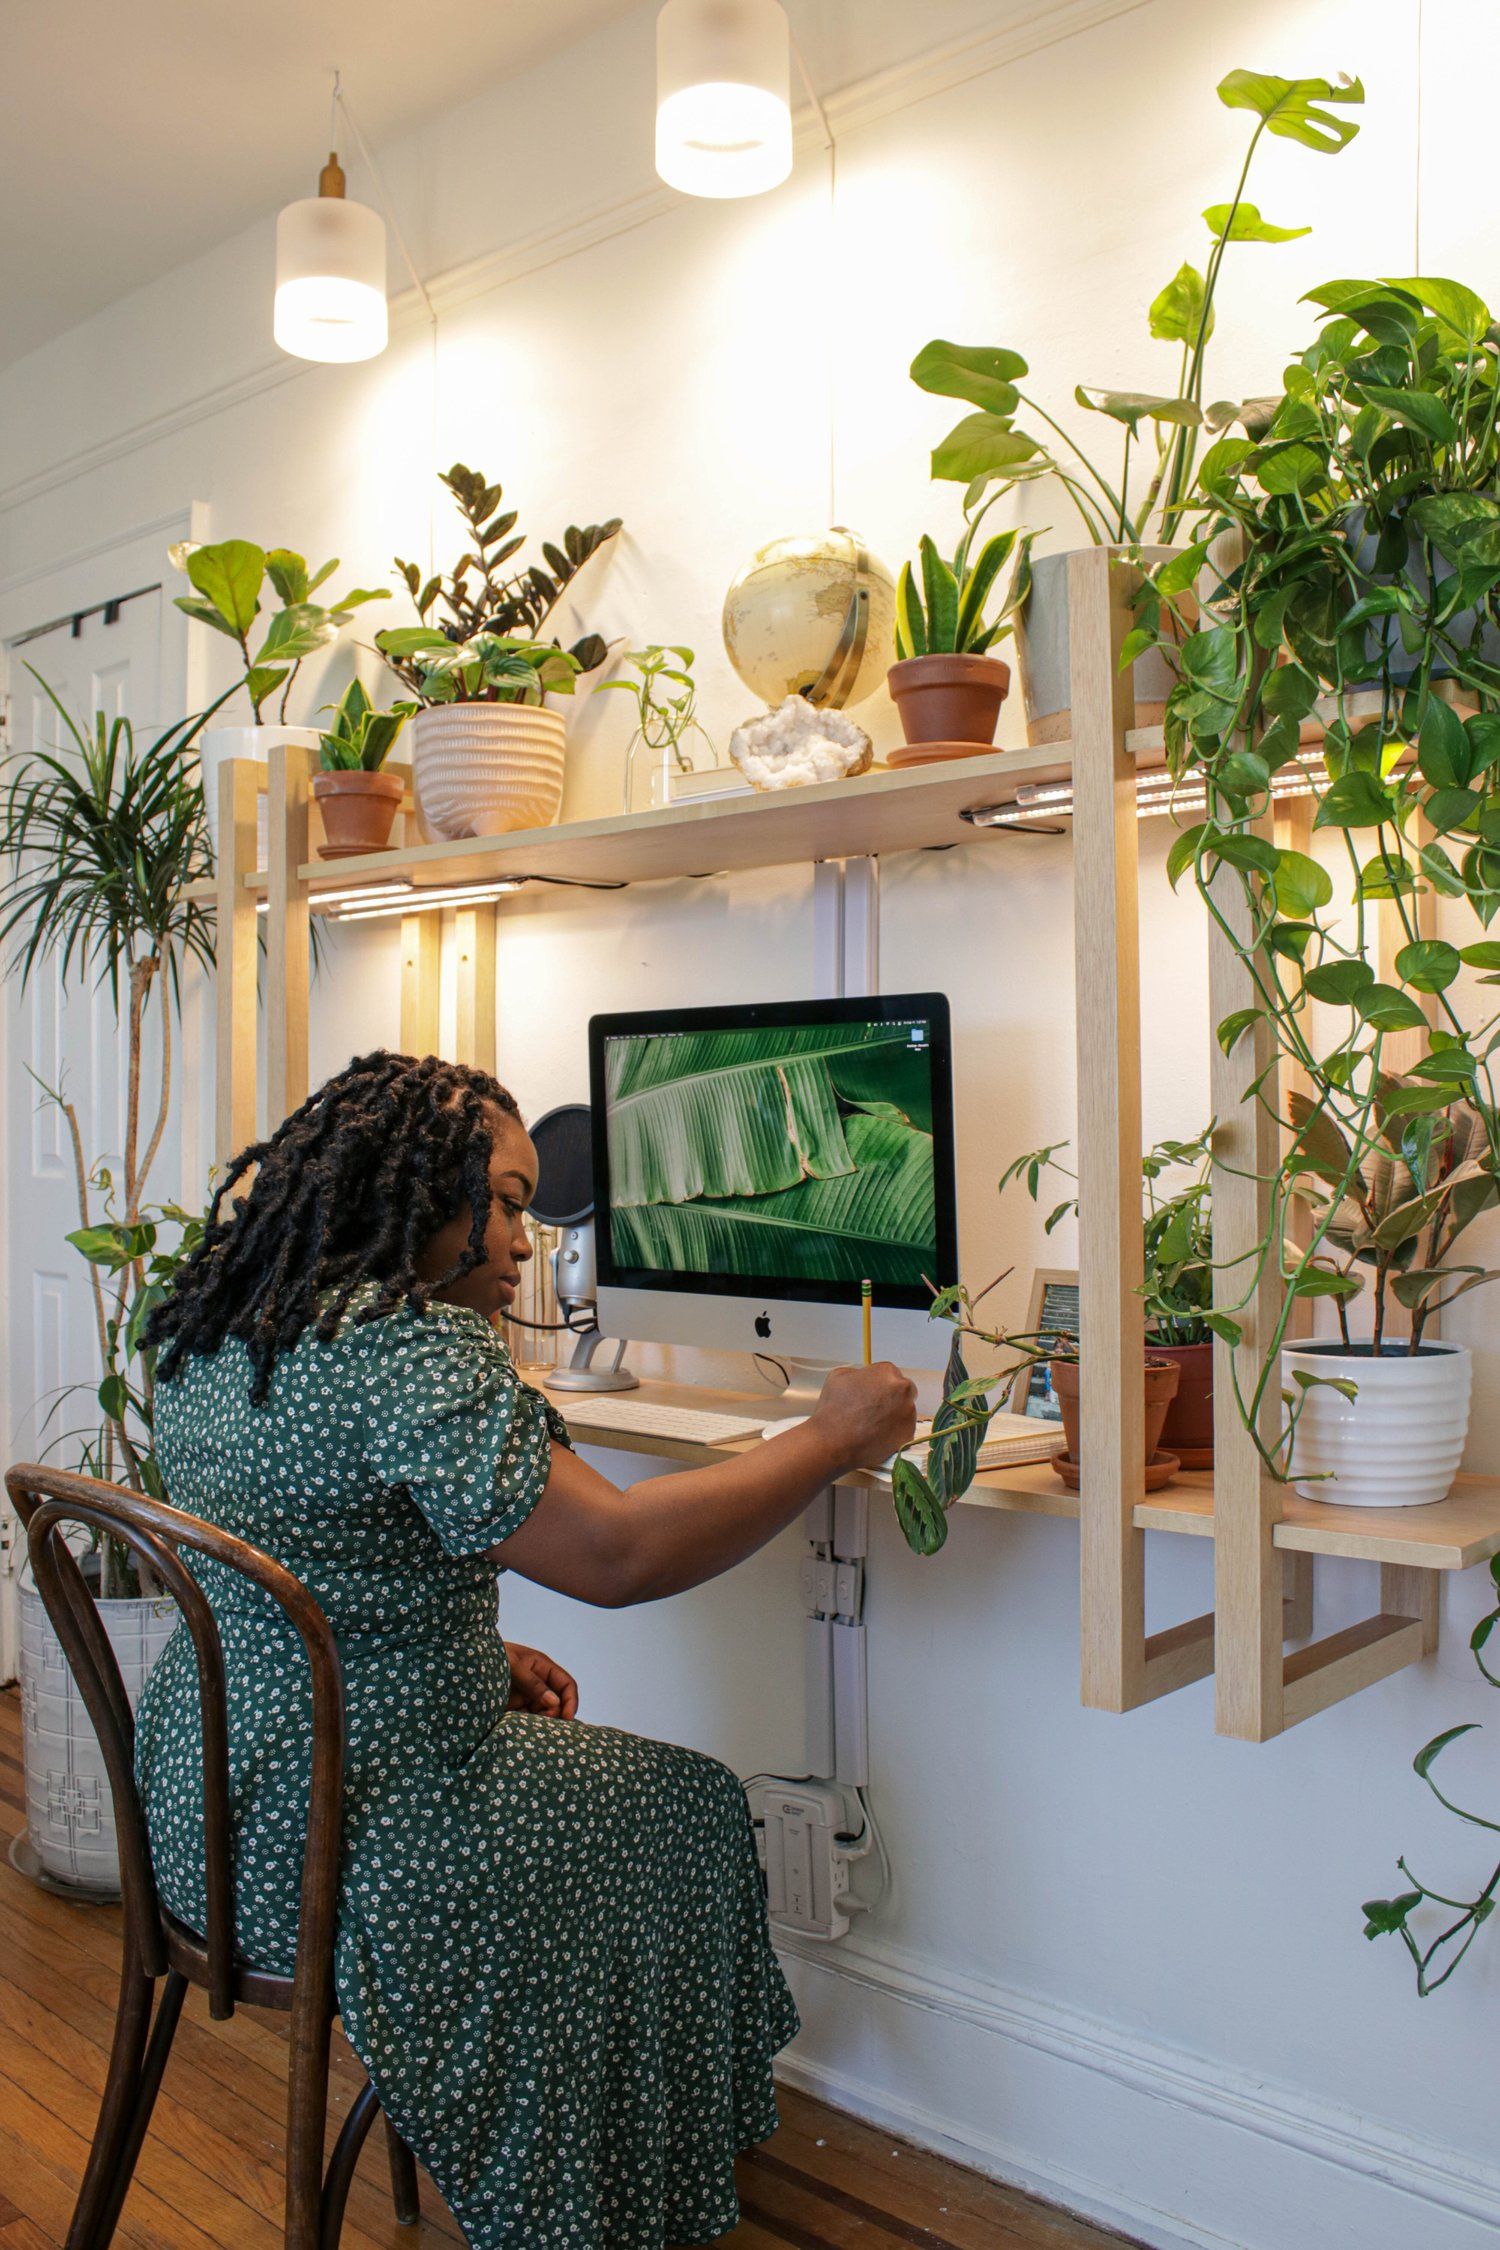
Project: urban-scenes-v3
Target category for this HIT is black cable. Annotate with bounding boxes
[753,1350,790,1388]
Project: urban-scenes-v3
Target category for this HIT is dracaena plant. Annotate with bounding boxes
[381,461,621,687]
[0,676,221,1594]
[894,527,1033,659]
[170,539,387,724]
[1131,273,1500,1479]
[908,68,1361,547]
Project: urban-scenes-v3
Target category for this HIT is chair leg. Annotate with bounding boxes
[67,1956,183,2250]
[384,2115,421,2227]
[318,2079,380,2250]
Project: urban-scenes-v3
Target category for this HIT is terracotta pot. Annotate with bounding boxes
[311,768,404,858]
[1149,1339,1214,1468]
[1049,1354,1181,1468]
[886,652,1010,761]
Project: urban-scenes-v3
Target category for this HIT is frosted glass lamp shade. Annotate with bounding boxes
[656,0,792,199]
[274,194,388,363]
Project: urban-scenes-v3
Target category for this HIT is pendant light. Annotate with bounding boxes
[655,0,793,199]
[274,146,388,363]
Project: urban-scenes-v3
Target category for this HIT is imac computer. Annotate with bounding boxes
[590,993,957,1410]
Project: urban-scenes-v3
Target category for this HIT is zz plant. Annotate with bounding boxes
[908,68,1361,546]
[380,461,621,686]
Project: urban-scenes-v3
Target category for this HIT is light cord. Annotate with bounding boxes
[789,23,838,525]
[1413,0,1424,274]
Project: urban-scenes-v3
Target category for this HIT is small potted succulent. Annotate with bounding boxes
[376,461,620,839]
[377,631,581,837]
[907,65,1361,744]
[311,679,417,857]
[887,526,1031,763]
[170,538,387,857]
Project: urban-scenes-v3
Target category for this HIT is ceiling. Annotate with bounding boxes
[0,0,638,369]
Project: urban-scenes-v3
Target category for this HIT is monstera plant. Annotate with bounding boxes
[907,65,1361,744]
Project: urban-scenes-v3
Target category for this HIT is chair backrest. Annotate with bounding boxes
[7,1463,346,2031]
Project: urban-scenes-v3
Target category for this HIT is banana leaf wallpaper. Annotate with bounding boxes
[603,1022,937,1286]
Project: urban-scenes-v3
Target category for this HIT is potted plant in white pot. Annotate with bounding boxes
[170,536,387,857]
[886,524,1032,764]
[311,677,417,856]
[907,64,1362,745]
[376,631,582,836]
[376,461,620,838]
[0,679,215,1892]
[1142,272,1500,1507]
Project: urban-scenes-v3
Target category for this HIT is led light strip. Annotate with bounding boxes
[969,751,1326,829]
[330,881,525,923]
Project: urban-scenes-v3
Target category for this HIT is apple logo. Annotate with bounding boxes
[754,1312,772,1339]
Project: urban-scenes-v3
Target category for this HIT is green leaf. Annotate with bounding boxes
[1273,849,1332,916]
[919,535,959,655]
[1075,386,1201,431]
[1362,1892,1424,1939]
[1212,831,1280,875]
[1315,769,1395,828]
[1303,959,1374,1005]
[97,1373,129,1423]
[891,1456,949,1557]
[1395,939,1461,992]
[1291,1267,1361,1299]
[910,339,1027,414]
[263,547,310,605]
[1219,750,1270,798]
[1217,69,1364,154]
[1166,824,1206,887]
[1216,1007,1259,1055]
[1155,542,1209,596]
[184,539,264,638]
[1414,1723,1478,1781]
[1357,383,1459,446]
[1255,442,1326,495]
[1355,982,1429,1032]
[931,416,1042,485]
[1461,942,1500,970]
[65,1223,133,1271]
[1149,263,1212,347]
[1204,1311,1242,1347]
[1383,276,1493,345]
[1418,696,1473,788]
[1203,200,1311,244]
[895,562,927,660]
[955,529,1020,651]
[1423,786,1481,835]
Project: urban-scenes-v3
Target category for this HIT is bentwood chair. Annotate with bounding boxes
[8,1463,423,2249]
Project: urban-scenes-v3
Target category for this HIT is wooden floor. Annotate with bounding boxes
[0,1688,1136,2249]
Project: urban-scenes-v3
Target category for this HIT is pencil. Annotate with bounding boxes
[861,1278,873,1366]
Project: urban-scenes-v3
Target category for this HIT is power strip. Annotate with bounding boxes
[759,1781,856,1941]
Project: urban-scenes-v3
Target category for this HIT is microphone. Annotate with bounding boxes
[527,1105,637,1394]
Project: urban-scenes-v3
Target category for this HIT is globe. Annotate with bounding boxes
[722,529,896,709]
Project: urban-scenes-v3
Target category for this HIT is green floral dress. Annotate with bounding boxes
[134,1293,799,2248]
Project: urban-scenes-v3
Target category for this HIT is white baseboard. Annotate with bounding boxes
[772,1932,1500,2250]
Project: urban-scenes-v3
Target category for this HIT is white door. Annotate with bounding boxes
[0,590,169,1680]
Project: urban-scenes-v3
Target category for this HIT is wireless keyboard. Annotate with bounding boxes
[564,1396,770,1445]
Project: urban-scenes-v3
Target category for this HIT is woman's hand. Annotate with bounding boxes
[808,1362,919,1469]
[505,1641,579,1719]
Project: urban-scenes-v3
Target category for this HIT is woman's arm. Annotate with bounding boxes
[492,1362,916,1607]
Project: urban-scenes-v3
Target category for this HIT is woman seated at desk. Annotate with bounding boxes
[136,1049,915,2250]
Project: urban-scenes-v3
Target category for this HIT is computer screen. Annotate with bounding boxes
[589,993,956,1311]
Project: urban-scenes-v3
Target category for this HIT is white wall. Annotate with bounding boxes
[7,3,1500,2245]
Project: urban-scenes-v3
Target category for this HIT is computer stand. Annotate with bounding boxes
[544,1323,639,1394]
[776,1359,842,1416]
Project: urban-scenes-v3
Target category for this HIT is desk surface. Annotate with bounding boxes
[526,1369,1500,1571]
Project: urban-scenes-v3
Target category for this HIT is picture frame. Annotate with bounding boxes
[1007,1267,1080,1422]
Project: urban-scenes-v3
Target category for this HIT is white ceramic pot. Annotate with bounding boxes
[411,702,567,839]
[1282,1340,1472,1508]
[18,1574,176,1894]
[1014,546,1186,747]
[198,724,319,866]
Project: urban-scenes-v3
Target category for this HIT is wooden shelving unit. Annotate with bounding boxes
[211,546,1497,1740]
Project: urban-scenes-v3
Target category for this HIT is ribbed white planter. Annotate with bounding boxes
[411,703,566,839]
[1282,1340,1472,1508]
[198,723,318,864]
[18,1574,176,1893]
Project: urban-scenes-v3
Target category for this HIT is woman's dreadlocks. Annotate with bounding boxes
[147,1050,522,1403]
